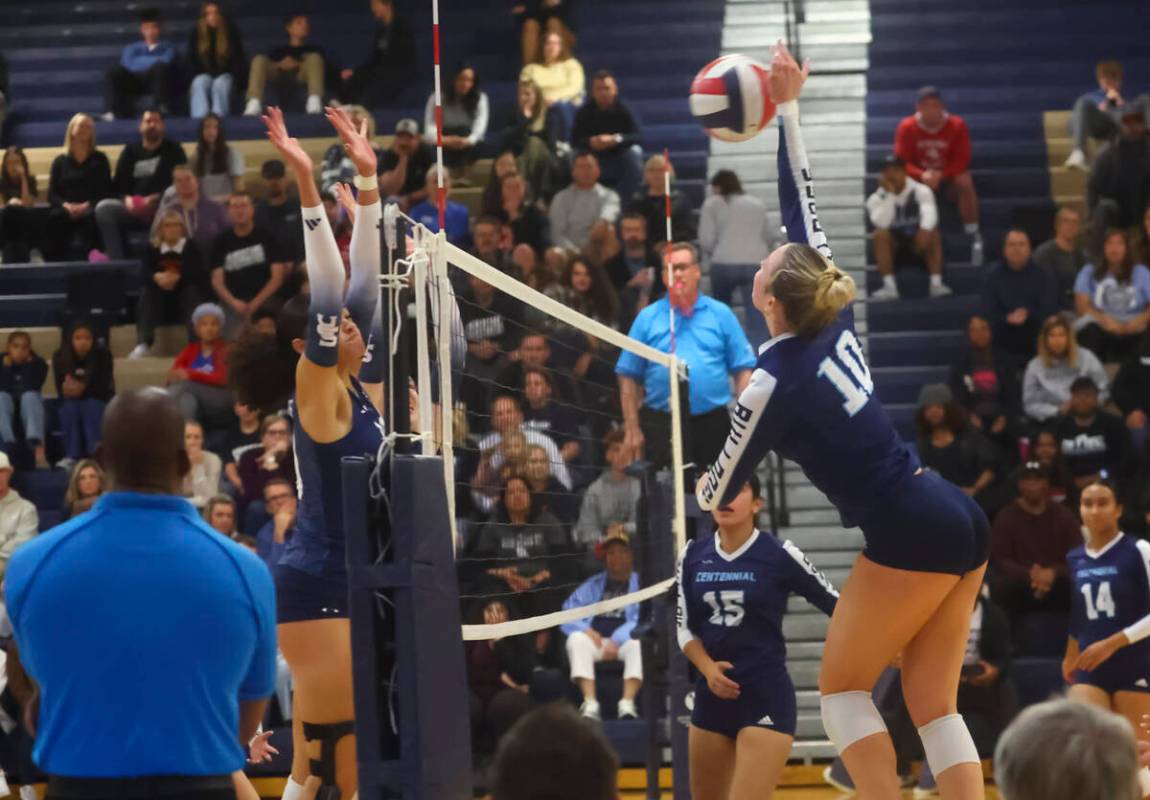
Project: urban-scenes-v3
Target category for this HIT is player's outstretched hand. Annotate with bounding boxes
[325,105,378,177]
[704,660,740,700]
[261,107,313,177]
[768,40,810,106]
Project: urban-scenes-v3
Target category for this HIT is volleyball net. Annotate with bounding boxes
[386,210,687,642]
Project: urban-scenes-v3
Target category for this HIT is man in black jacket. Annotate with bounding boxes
[981,229,1057,366]
[1088,111,1150,243]
[1112,336,1150,457]
[1055,376,1133,488]
[94,109,186,259]
[340,0,416,108]
[570,71,643,201]
[0,52,8,141]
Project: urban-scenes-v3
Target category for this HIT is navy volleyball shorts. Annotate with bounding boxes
[691,669,798,739]
[860,470,991,576]
[1073,651,1150,695]
[274,564,350,624]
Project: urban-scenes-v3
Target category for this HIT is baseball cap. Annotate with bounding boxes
[917,383,953,409]
[261,159,286,179]
[394,118,420,136]
[917,85,942,103]
[595,528,631,560]
[0,451,12,472]
[881,153,905,170]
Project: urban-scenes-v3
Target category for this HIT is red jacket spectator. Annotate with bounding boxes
[170,341,228,387]
[894,113,972,182]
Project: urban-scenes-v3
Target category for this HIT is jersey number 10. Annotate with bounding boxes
[818,330,874,416]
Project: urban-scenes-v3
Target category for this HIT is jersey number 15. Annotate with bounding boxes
[818,330,874,416]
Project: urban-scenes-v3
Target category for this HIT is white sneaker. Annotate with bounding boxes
[100,111,115,122]
[870,284,900,302]
[1064,148,1087,170]
[970,234,984,267]
[579,699,601,721]
[929,282,953,298]
[306,94,323,114]
[243,97,262,116]
[55,457,76,472]
[19,785,37,800]
[128,343,150,359]
[617,699,639,719]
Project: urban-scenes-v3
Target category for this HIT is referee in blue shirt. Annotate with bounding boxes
[5,388,277,800]
[617,242,756,469]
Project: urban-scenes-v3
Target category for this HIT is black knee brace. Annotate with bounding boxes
[302,720,355,800]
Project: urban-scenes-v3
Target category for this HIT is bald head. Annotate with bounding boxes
[99,388,190,494]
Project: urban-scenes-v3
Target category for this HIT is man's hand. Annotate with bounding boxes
[584,628,604,648]
[767,40,809,106]
[601,639,620,661]
[277,56,300,71]
[627,267,655,289]
[921,169,943,191]
[965,660,1000,688]
[623,423,645,460]
[248,730,279,764]
[154,271,180,291]
[61,374,85,399]
[1100,315,1124,335]
[272,508,295,543]
[1006,307,1029,326]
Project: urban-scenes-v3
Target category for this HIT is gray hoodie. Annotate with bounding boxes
[573,470,641,547]
[1023,349,1110,422]
[0,488,37,579]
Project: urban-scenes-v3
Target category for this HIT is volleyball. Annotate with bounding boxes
[689,54,775,142]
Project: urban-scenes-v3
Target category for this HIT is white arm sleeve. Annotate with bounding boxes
[1125,540,1150,644]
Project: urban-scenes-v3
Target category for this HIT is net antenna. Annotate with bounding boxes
[432,0,446,230]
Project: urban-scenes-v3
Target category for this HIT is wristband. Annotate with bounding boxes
[353,173,379,192]
[775,100,799,118]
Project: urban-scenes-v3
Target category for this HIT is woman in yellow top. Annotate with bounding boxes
[520,30,585,109]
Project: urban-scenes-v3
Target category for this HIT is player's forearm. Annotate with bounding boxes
[619,376,643,428]
[682,639,714,674]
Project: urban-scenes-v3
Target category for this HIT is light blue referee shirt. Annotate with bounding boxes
[616,295,756,414]
[5,493,277,777]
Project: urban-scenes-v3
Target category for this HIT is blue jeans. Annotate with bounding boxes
[58,397,105,459]
[0,391,45,445]
[190,73,234,118]
[709,262,769,350]
[596,144,644,204]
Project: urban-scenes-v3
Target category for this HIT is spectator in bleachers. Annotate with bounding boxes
[522,367,579,462]
[483,152,526,217]
[0,331,48,469]
[497,172,549,256]
[235,414,294,509]
[0,146,41,264]
[476,394,573,490]
[182,419,221,511]
[132,210,206,360]
[514,0,575,65]
[319,106,383,196]
[60,458,104,520]
[45,114,112,261]
[210,192,287,334]
[459,274,521,423]
[1055,377,1132,490]
[191,114,245,203]
[0,52,7,134]
[220,400,261,494]
[495,83,563,203]
[1074,228,1150,363]
[96,109,187,260]
[149,166,229,252]
[618,243,755,469]
[408,167,471,247]
[915,383,1005,516]
[549,153,620,253]
[561,255,621,329]
[573,428,638,550]
[102,9,176,119]
[1140,203,1150,267]
[1113,332,1150,453]
[187,1,244,119]
[630,154,694,248]
[894,86,983,265]
[519,31,585,124]
[1023,314,1109,425]
[424,63,489,170]
[1087,110,1150,244]
[571,71,642,201]
[470,474,572,615]
[866,154,948,300]
[605,211,661,325]
[1033,206,1087,311]
[244,13,326,116]
[470,214,512,274]
[1029,429,1077,508]
[464,598,536,760]
[203,493,238,538]
[167,303,231,433]
[0,452,36,573]
[949,315,1021,456]
[982,228,1057,366]
[989,462,1080,616]
[1066,60,1150,171]
[339,0,416,109]
[525,443,578,524]
[379,118,436,211]
[495,333,575,406]
[254,476,294,572]
[51,321,113,470]
[254,159,304,265]
[561,528,641,720]
[698,169,773,347]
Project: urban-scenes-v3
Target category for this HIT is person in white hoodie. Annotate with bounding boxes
[1023,314,1109,424]
[0,451,37,580]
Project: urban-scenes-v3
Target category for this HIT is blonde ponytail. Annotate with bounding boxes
[772,244,856,338]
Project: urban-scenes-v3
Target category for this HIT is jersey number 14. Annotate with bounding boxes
[1082,581,1116,620]
[818,330,874,416]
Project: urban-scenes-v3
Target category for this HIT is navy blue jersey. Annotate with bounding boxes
[697,101,919,528]
[677,530,838,686]
[1068,534,1150,679]
[283,377,385,576]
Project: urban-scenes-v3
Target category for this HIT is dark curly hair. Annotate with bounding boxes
[227,295,308,414]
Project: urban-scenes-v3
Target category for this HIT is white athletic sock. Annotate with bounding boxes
[282,777,307,800]
[882,274,896,290]
[930,273,942,287]
[964,223,980,236]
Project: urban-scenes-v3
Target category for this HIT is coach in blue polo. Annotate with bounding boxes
[617,242,755,469]
[5,387,276,800]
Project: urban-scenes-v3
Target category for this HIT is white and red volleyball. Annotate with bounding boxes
[689,54,775,142]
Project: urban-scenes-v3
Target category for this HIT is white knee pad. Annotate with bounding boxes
[918,714,980,775]
[820,691,888,753]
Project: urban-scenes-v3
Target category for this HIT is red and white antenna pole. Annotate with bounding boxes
[432,0,445,230]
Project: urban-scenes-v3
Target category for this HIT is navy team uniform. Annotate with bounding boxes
[697,104,989,577]
[1068,533,1150,694]
[677,530,838,738]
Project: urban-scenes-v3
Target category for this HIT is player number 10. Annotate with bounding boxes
[818,330,874,416]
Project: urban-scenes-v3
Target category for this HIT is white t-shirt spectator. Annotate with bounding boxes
[865,177,938,234]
